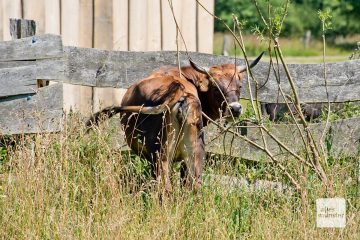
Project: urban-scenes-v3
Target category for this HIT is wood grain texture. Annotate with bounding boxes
[9,18,36,39]
[0,60,35,69]
[197,0,214,53]
[61,0,80,46]
[112,0,128,106]
[0,0,4,41]
[128,0,147,51]
[0,65,37,97]
[113,0,128,51]
[38,47,360,102]
[22,0,45,35]
[180,0,196,51]
[93,0,118,113]
[78,0,94,115]
[2,0,22,40]
[0,83,63,135]
[109,115,359,161]
[205,117,360,160]
[44,0,60,88]
[161,0,181,50]
[79,0,93,48]
[0,34,63,61]
[94,0,113,50]
[45,0,60,34]
[60,0,94,116]
[3,19,39,98]
[146,0,161,51]
[61,0,81,113]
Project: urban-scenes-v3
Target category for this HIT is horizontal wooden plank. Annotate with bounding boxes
[103,113,359,162]
[0,34,63,61]
[205,117,360,160]
[38,46,360,102]
[252,59,360,103]
[203,174,292,194]
[0,65,37,97]
[0,83,63,135]
[0,60,36,69]
[0,35,356,102]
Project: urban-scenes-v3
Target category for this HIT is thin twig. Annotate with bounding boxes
[319,17,332,158]
[202,111,302,191]
[252,1,334,196]
[270,50,312,165]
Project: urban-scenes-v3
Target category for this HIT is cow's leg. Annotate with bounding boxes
[179,99,205,190]
[179,161,187,186]
[158,150,172,193]
[157,116,176,194]
[185,130,205,190]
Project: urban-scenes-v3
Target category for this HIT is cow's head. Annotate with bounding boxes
[189,52,264,121]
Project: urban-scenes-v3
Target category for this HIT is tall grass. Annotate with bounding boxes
[0,116,358,239]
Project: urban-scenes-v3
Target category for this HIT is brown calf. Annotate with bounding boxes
[87,53,264,192]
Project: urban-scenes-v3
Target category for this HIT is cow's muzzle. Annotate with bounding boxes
[228,102,242,118]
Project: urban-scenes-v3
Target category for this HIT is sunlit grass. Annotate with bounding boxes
[0,115,358,239]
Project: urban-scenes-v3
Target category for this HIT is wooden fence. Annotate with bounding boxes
[0,34,359,160]
[0,0,214,115]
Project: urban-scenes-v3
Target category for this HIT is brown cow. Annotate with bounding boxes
[86,53,264,192]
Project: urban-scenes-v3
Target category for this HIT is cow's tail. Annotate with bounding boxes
[85,106,124,130]
[85,103,178,130]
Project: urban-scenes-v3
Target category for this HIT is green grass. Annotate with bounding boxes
[0,116,359,239]
[213,33,357,63]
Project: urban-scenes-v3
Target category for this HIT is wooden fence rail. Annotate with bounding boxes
[1,34,359,159]
[1,34,360,102]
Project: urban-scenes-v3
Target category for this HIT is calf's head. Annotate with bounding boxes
[189,52,264,121]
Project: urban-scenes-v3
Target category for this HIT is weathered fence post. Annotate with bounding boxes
[9,18,36,40]
[9,18,49,88]
[9,19,37,163]
[8,18,46,161]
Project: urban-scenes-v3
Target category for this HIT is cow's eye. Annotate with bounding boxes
[214,88,223,96]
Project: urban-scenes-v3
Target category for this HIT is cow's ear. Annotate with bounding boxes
[198,76,210,92]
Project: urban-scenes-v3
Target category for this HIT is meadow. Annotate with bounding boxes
[0,115,358,239]
[213,33,359,63]
[1,0,359,238]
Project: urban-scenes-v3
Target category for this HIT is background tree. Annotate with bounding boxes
[215,0,360,38]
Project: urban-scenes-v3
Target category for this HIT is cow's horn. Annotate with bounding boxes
[189,59,210,75]
[238,51,265,73]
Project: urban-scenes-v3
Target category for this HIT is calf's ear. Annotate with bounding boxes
[189,59,209,75]
[189,59,211,92]
[198,76,210,92]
